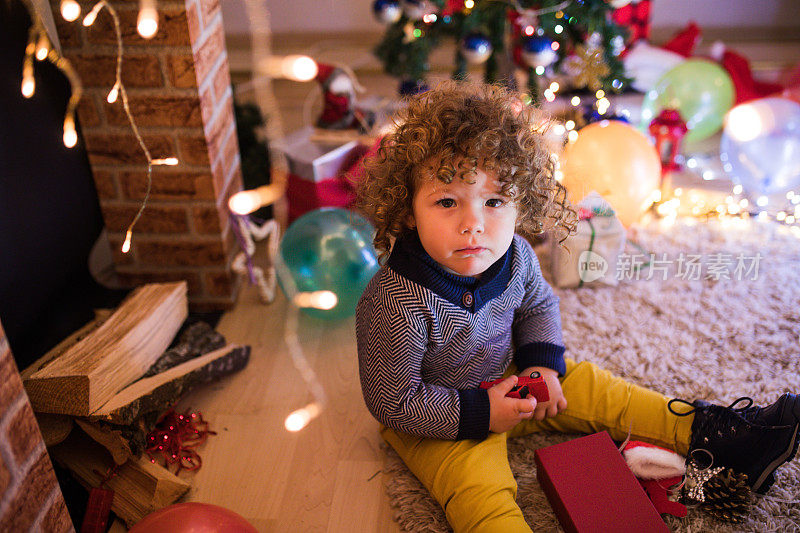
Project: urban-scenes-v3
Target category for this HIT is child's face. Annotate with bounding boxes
[410,164,518,278]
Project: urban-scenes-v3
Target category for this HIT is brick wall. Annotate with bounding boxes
[0,321,72,532]
[52,0,243,310]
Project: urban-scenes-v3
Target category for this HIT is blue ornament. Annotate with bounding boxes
[372,0,401,24]
[461,33,493,65]
[279,208,380,320]
[521,36,557,69]
[399,79,429,96]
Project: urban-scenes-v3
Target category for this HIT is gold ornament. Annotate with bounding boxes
[564,44,610,92]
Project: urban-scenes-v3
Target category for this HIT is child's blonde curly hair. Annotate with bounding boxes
[356,80,576,258]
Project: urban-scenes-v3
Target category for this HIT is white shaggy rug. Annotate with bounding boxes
[383,217,800,533]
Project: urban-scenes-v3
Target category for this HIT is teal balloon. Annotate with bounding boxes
[640,59,735,143]
[279,208,379,320]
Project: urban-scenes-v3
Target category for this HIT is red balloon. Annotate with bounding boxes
[129,502,258,533]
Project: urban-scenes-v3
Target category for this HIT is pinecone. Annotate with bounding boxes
[702,469,751,523]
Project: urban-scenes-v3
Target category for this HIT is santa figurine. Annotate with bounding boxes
[315,63,369,130]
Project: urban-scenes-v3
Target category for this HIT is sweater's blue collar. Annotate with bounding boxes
[387,231,512,313]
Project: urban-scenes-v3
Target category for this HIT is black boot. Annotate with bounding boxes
[669,396,800,494]
[735,393,800,427]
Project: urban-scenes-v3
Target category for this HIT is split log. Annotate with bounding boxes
[74,419,132,465]
[34,413,74,446]
[20,309,112,380]
[91,344,250,425]
[141,321,225,378]
[51,430,190,527]
[23,282,188,416]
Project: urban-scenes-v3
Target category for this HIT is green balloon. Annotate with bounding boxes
[279,208,379,321]
[640,59,735,143]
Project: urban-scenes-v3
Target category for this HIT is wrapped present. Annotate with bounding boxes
[273,127,369,222]
[551,193,626,288]
[534,431,669,533]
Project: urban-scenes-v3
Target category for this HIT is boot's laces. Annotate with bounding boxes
[667,397,754,416]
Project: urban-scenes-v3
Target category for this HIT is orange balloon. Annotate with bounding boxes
[560,120,661,227]
[129,502,258,533]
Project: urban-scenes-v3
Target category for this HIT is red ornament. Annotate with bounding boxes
[649,108,687,175]
[128,502,258,533]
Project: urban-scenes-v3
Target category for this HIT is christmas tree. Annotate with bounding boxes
[371,0,639,100]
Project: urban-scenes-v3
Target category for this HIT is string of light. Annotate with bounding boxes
[21,2,82,149]
[73,0,179,253]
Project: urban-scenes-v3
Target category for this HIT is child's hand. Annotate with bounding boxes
[518,367,567,420]
[488,375,537,433]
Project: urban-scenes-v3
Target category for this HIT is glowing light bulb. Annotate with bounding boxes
[570,96,581,107]
[60,0,81,21]
[733,184,743,195]
[35,36,49,60]
[554,24,563,34]
[137,1,159,39]
[293,291,338,310]
[567,130,579,143]
[228,185,282,215]
[535,66,545,75]
[756,196,768,207]
[464,0,474,8]
[63,116,77,147]
[595,90,605,99]
[284,55,317,81]
[726,102,765,143]
[285,403,321,432]
[549,82,559,92]
[21,76,35,98]
[82,3,102,26]
[122,230,132,253]
[152,157,179,165]
[524,25,534,36]
[107,83,119,103]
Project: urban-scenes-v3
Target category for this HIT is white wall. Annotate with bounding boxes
[221,0,800,36]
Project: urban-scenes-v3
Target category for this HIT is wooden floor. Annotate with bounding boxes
[174,281,403,532]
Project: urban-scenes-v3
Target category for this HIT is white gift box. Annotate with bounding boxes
[273,126,361,183]
[551,193,627,288]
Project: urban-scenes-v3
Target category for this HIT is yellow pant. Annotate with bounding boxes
[381,359,694,533]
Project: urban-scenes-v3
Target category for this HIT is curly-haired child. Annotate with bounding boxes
[355,80,800,532]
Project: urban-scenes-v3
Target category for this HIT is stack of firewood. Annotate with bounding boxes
[21,282,250,527]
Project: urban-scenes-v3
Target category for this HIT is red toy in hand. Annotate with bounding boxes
[480,371,550,402]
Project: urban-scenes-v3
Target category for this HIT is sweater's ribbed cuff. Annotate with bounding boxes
[456,388,490,440]
[514,342,567,376]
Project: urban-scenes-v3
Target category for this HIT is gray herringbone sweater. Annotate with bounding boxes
[356,233,565,441]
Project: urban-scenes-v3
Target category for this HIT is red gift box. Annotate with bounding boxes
[534,431,670,533]
[275,127,369,222]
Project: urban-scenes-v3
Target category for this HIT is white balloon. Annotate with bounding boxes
[721,97,800,196]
